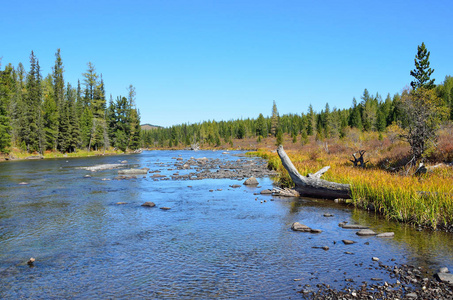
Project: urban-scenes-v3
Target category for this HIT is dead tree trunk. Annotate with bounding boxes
[277,145,351,199]
[350,150,369,167]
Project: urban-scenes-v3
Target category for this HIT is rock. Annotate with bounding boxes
[435,272,453,284]
[291,222,312,232]
[406,292,418,299]
[356,229,377,236]
[26,155,44,160]
[323,213,334,217]
[141,202,156,207]
[341,224,369,229]
[376,232,395,238]
[18,182,29,185]
[439,267,449,273]
[118,168,150,175]
[342,240,356,245]
[27,258,35,265]
[230,184,241,188]
[160,207,171,210]
[120,160,128,164]
[84,175,92,178]
[322,246,329,251]
[310,229,323,233]
[372,257,379,261]
[243,177,259,185]
[260,189,273,195]
[116,202,127,205]
[344,252,354,255]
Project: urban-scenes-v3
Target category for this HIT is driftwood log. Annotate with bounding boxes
[277,145,351,199]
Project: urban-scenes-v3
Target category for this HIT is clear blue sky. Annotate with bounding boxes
[1,0,452,127]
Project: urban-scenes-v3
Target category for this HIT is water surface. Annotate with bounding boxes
[1,150,452,299]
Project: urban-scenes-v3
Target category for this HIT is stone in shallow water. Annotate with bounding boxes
[291,222,312,232]
[376,232,394,238]
[260,189,273,195]
[243,177,259,185]
[310,229,322,233]
[141,202,156,207]
[356,229,377,236]
[342,240,355,245]
[341,224,369,229]
[435,272,453,284]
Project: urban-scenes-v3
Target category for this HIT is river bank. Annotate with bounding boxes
[0,148,142,162]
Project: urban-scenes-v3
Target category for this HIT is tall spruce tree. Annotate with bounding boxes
[410,42,435,90]
[0,63,13,153]
[270,100,279,137]
[23,51,44,153]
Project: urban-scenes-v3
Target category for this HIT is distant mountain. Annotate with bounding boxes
[141,123,162,130]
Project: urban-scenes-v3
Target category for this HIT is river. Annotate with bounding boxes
[1,150,452,299]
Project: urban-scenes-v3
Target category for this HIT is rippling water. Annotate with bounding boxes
[1,150,452,299]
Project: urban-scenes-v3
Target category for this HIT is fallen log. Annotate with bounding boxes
[277,145,351,199]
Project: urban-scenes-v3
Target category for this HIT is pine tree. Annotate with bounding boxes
[410,42,435,90]
[22,51,44,153]
[0,63,13,153]
[42,75,59,150]
[270,100,279,137]
[66,83,80,152]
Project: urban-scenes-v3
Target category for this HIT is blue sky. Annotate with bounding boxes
[1,0,452,127]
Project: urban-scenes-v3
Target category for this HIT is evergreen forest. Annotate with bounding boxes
[141,81,453,150]
[0,50,141,155]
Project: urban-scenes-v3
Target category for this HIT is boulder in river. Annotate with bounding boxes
[435,272,453,284]
[260,189,273,195]
[243,177,259,186]
[376,232,395,238]
[342,239,356,245]
[141,202,156,207]
[291,222,312,232]
[341,224,369,229]
[118,168,150,175]
[356,229,377,236]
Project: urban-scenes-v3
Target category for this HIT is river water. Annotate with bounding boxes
[1,150,452,299]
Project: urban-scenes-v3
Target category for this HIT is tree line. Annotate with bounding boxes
[142,43,452,164]
[0,49,141,154]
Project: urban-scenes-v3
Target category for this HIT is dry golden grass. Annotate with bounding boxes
[250,129,453,229]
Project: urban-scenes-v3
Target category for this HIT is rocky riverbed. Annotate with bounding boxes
[302,263,453,299]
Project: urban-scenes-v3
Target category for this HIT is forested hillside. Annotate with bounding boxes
[0,50,141,155]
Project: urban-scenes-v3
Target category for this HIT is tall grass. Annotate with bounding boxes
[251,141,453,229]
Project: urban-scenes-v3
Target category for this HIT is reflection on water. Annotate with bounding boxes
[0,150,452,298]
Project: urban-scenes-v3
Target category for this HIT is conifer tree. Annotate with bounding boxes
[270,100,279,137]
[410,42,435,90]
[22,51,44,153]
[0,63,13,153]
